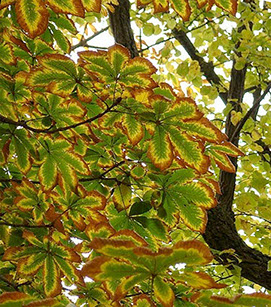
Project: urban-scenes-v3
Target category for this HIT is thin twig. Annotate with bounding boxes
[0,98,122,134]
[0,161,126,185]
[71,26,109,51]
[215,274,234,282]
[235,211,271,225]
[0,221,52,228]
[139,37,173,52]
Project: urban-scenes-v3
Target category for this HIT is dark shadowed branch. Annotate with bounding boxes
[108,0,139,58]
[107,3,271,289]
[0,98,122,134]
[172,28,228,105]
[229,81,271,142]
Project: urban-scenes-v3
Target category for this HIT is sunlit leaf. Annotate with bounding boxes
[147,125,173,170]
[123,114,144,145]
[178,271,227,289]
[167,127,210,173]
[47,0,85,17]
[15,0,49,38]
[113,184,132,209]
[82,0,102,12]
[170,0,191,21]
[43,255,61,297]
[17,253,46,275]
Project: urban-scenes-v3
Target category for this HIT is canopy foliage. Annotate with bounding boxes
[0,0,271,306]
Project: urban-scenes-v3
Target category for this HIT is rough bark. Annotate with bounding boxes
[203,28,271,289]
[109,3,271,290]
[109,0,139,58]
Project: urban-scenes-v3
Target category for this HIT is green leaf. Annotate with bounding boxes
[15,0,49,38]
[170,0,191,21]
[134,217,167,240]
[38,154,58,191]
[167,127,209,173]
[51,28,71,53]
[43,255,61,297]
[12,129,34,173]
[153,276,175,307]
[147,125,173,170]
[170,183,216,209]
[166,190,207,233]
[52,16,77,34]
[129,201,152,216]
[54,256,81,284]
[166,168,195,186]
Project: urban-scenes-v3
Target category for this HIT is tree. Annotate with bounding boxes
[0,0,271,305]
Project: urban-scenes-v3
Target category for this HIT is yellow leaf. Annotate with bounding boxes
[230,110,242,126]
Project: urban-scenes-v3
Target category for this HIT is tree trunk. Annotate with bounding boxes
[109,2,271,290]
[109,0,139,58]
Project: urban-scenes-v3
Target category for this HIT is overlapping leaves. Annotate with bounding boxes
[28,55,95,101]
[37,137,90,192]
[0,292,67,307]
[0,0,237,42]
[137,0,237,20]
[82,237,226,305]
[146,169,217,232]
[79,44,157,89]
[0,37,248,305]
[2,230,83,297]
[0,0,119,38]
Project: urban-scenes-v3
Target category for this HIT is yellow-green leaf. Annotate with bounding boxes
[178,271,227,289]
[54,256,83,285]
[123,114,144,146]
[147,126,173,170]
[115,273,150,300]
[82,0,102,12]
[133,294,153,306]
[214,0,237,15]
[38,155,58,191]
[153,276,175,307]
[47,0,85,17]
[43,255,61,297]
[15,0,49,38]
[168,127,209,173]
[153,0,169,12]
[113,184,132,209]
[170,0,191,21]
[17,253,46,275]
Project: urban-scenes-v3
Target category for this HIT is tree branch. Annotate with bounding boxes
[0,98,122,134]
[235,211,271,225]
[0,161,126,185]
[229,81,271,142]
[139,37,174,52]
[172,28,228,105]
[0,221,52,228]
[0,276,18,291]
[203,22,271,290]
[71,26,109,51]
